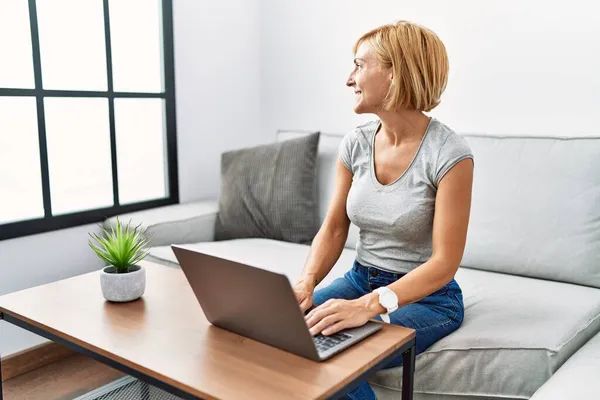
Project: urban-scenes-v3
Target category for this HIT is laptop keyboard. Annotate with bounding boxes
[313,332,352,353]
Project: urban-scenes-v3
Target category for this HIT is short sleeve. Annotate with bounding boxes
[434,134,474,186]
[338,130,357,172]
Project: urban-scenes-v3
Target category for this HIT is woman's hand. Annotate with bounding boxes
[292,278,316,313]
[305,294,382,336]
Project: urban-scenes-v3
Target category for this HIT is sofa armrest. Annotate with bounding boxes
[530,331,600,400]
[103,199,219,247]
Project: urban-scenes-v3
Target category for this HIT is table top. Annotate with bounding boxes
[0,260,415,400]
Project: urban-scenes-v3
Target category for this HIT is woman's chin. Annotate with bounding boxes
[353,104,369,114]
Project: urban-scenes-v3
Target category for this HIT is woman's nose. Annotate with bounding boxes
[346,75,355,87]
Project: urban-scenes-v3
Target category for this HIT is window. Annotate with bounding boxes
[0,0,178,240]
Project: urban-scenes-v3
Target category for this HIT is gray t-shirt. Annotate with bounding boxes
[339,118,474,274]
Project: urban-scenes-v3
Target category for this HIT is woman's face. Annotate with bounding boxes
[346,42,393,114]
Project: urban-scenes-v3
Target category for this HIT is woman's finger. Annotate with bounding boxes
[309,314,341,336]
[322,320,348,336]
[305,306,335,328]
[305,303,325,321]
[305,298,338,320]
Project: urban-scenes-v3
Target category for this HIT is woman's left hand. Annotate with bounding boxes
[305,295,381,336]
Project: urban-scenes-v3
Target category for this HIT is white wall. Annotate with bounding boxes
[176,0,263,202]
[260,0,600,137]
[1,0,263,357]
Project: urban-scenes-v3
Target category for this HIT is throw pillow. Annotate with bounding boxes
[214,132,321,244]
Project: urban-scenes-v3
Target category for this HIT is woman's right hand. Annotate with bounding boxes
[292,278,316,313]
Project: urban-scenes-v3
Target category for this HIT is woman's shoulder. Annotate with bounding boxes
[338,120,379,170]
[355,119,380,134]
[344,119,380,145]
[427,118,472,154]
[426,118,474,185]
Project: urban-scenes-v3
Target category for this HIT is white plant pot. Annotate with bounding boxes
[100,264,146,302]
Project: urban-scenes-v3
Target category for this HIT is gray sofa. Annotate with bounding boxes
[107,130,600,400]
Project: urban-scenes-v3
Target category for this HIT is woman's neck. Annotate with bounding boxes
[375,109,431,147]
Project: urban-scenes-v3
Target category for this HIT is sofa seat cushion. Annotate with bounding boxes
[149,239,600,399]
[149,238,357,289]
[373,267,600,400]
[529,332,600,400]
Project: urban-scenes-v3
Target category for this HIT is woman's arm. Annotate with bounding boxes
[296,225,349,289]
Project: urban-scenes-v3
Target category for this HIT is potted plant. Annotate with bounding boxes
[89,217,151,302]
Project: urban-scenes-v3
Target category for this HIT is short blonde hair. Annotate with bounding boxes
[354,20,449,112]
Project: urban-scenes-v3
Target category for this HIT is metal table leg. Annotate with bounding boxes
[402,343,416,400]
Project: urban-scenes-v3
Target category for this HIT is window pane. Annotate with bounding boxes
[45,98,113,215]
[115,99,167,205]
[36,0,107,91]
[109,0,164,93]
[0,3,35,88]
[0,97,44,224]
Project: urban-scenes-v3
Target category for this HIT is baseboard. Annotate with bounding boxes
[1,341,76,381]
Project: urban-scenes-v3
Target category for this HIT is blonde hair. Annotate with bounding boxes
[354,20,449,112]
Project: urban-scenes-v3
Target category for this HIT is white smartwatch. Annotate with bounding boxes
[373,287,399,323]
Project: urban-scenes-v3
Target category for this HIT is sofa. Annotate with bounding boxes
[106,129,600,400]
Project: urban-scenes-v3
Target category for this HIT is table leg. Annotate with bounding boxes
[402,343,415,400]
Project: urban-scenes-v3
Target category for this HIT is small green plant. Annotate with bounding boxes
[88,217,151,274]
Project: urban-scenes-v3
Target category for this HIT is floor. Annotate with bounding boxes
[2,354,125,400]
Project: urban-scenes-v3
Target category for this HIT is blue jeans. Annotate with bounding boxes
[313,259,464,400]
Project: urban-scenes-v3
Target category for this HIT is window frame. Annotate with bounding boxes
[0,0,178,241]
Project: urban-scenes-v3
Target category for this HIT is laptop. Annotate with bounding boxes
[171,245,382,361]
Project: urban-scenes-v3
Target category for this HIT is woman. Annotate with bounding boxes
[292,20,474,400]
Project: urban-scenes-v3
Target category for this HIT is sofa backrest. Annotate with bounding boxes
[277,130,600,288]
[460,134,600,288]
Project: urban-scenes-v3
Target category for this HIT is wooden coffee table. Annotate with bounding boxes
[0,261,416,400]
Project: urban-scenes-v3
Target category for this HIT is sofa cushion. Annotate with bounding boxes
[149,238,357,288]
[372,266,600,399]
[215,132,320,245]
[530,331,600,400]
[149,238,600,400]
[460,134,600,288]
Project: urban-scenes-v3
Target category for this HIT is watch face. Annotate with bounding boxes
[380,291,397,308]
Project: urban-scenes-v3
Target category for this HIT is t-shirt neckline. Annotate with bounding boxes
[369,117,434,191]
